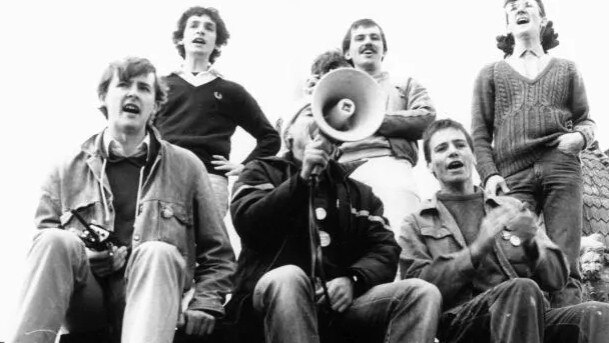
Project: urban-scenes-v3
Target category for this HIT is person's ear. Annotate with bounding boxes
[344,51,351,60]
[285,135,294,150]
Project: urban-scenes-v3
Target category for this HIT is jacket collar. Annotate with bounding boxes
[418,188,500,249]
[82,125,164,158]
[418,188,500,215]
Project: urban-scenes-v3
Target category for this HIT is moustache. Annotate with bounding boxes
[359,44,378,53]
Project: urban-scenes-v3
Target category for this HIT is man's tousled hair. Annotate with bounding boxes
[172,6,230,63]
[97,57,167,119]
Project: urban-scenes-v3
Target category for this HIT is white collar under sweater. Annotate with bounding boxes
[176,66,223,87]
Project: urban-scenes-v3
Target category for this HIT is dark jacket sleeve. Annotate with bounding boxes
[189,164,236,317]
[398,213,477,301]
[234,87,281,165]
[471,63,500,185]
[377,77,436,140]
[231,160,308,249]
[347,189,400,295]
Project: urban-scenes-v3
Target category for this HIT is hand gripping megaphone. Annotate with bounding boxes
[310,68,385,142]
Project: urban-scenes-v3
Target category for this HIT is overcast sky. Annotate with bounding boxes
[1,0,607,338]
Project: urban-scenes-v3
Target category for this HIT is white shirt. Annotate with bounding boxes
[506,45,551,80]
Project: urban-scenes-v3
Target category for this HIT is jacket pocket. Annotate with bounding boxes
[420,226,460,255]
[158,201,193,257]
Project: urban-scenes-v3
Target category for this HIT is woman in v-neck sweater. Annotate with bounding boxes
[471,0,595,308]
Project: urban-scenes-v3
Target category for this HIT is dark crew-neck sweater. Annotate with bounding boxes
[154,74,280,177]
[471,58,595,183]
[105,137,158,247]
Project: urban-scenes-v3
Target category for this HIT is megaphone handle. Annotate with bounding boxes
[310,164,323,180]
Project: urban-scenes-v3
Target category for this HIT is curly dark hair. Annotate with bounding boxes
[172,7,230,64]
[422,119,474,164]
[497,0,559,57]
[97,57,168,119]
[341,18,388,62]
[310,49,351,76]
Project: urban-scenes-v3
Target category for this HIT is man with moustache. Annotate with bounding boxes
[338,18,436,236]
[399,119,609,343]
[154,6,280,218]
[9,57,235,343]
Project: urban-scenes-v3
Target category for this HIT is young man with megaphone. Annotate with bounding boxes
[224,51,441,343]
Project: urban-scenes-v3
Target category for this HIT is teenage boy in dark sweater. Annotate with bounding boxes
[154,6,280,217]
[471,0,595,307]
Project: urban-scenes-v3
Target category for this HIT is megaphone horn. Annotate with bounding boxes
[311,68,385,142]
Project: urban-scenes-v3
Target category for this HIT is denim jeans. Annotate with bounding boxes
[208,174,229,219]
[253,265,441,343]
[504,148,583,307]
[10,229,187,343]
[439,278,609,343]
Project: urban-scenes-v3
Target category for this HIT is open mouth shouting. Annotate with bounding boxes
[447,160,464,171]
[122,103,141,115]
[192,37,207,45]
[515,14,530,25]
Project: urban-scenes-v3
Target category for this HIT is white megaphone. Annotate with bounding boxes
[311,68,385,142]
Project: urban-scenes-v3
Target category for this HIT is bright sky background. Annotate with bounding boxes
[1,0,608,339]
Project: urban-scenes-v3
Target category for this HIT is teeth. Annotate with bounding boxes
[123,104,139,113]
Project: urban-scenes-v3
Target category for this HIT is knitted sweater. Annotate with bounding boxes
[471,58,595,183]
[154,74,280,177]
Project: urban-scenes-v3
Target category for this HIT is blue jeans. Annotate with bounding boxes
[439,278,609,343]
[504,148,583,307]
[252,265,441,343]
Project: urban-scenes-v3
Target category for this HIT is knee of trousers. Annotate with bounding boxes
[393,278,442,306]
[129,241,183,265]
[575,301,609,321]
[496,278,545,307]
[254,265,311,307]
[34,228,84,254]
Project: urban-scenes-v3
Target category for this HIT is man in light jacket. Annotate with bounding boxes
[10,57,235,343]
[399,119,609,343]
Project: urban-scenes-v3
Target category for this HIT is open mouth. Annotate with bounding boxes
[193,37,206,45]
[516,16,530,25]
[122,103,141,114]
[447,161,464,170]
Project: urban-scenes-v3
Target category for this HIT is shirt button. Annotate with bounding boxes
[133,234,140,241]
[162,208,174,219]
[315,207,327,220]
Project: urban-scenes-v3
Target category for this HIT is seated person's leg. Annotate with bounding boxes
[440,278,545,343]
[545,301,609,343]
[12,229,107,343]
[122,241,187,343]
[252,265,319,343]
[338,278,441,343]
